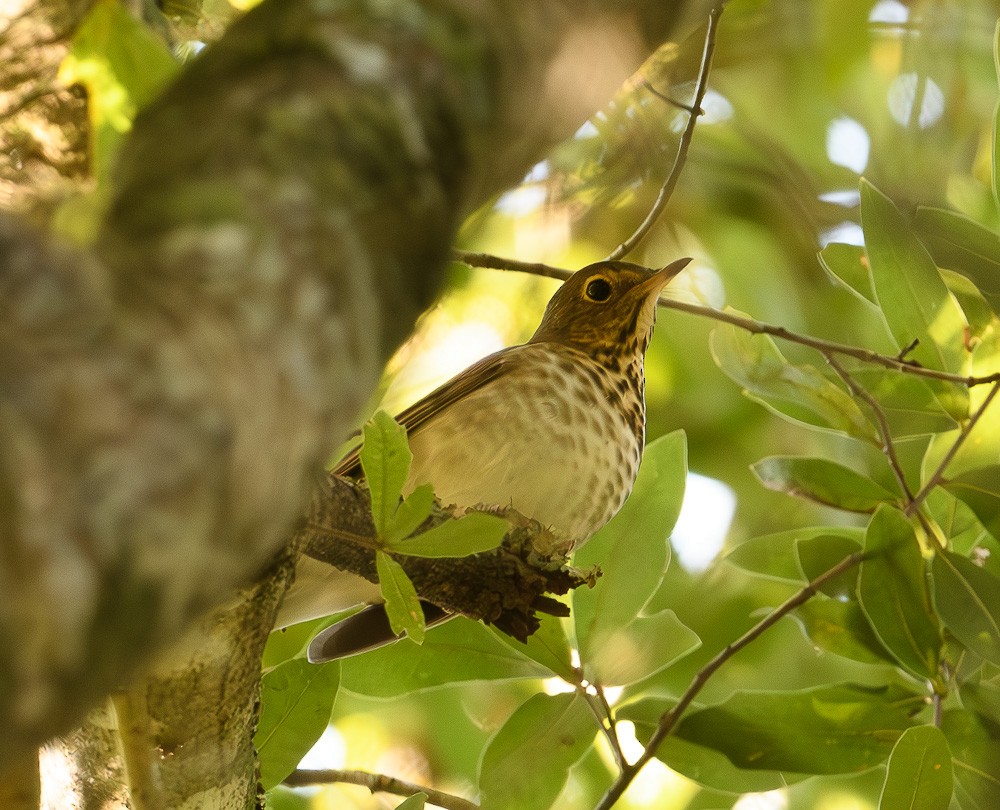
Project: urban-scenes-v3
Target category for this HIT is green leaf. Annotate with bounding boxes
[849,368,959,437]
[858,506,942,680]
[387,512,507,558]
[58,0,178,181]
[574,432,686,671]
[584,609,701,686]
[478,693,594,810]
[752,456,897,513]
[360,411,412,537]
[880,726,953,810]
[819,242,878,305]
[932,550,1000,666]
[791,597,896,665]
[376,551,424,644]
[339,617,550,697]
[726,527,864,582]
[944,467,1000,541]
[914,207,1000,312]
[384,484,434,545]
[255,658,339,790]
[675,683,922,774]
[492,614,576,681]
[796,533,863,598]
[710,321,878,440]
[394,794,427,810]
[942,710,1000,809]
[994,19,1000,213]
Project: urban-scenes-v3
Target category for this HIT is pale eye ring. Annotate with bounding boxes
[585,277,612,302]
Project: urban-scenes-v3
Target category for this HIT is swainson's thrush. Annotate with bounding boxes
[280,258,691,658]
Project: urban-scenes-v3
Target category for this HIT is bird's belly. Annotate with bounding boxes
[404,372,641,548]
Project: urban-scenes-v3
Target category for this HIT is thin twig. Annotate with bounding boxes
[825,354,916,502]
[285,769,478,810]
[605,2,724,261]
[452,251,1000,388]
[594,551,865,810]
[905,380,1000,518]
[581,688,626,769]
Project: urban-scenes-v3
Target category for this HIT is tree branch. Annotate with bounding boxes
[452,252,1000,388]
[285,768,479,810]
[594,551,865,809]
[605,1,724,261]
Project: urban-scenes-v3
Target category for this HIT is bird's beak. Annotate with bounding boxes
[635,257,692,299]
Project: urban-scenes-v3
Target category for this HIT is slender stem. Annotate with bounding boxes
[285,769,478,810]
[581,688,625,769]
[452,251,1000,388]
[905,381,1000,518]
[825,354,916,502]
[605,2,724,261]
[594,552,865,810]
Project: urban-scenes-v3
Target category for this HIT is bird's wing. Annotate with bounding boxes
[332,347,517,477]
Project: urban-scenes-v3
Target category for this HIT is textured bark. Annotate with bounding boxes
[0,0,699,771]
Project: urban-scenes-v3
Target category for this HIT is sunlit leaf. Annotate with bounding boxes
[394,794,427,810]
[850,368,959,437]
[710,321,879,440]
[376,551,424,644]
[479,693,594,810]
[879,725,953,810]
[752,455,897,512]
[387,512,507,558]
[584,609,700,686]
[58,0,178,180]
[858,506,942,680]
[574,431,686,667]
[339,618,550,697]
[384,484,434,545]
[791,597,895,665]
[726,527,864,582]
[255,658,339,790]
[492,614,576,681]
[360,411,411,537]
[944,467,1000,541]
[932,550,1000,666]
[819,242,877,305]
[675,682,921,774]
[915,207,1000,313]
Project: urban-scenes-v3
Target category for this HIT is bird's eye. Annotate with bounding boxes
[585,277,612,302]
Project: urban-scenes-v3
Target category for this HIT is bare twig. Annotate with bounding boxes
[594,551,865,810]
[581,688,626,770]
[605,2,724,261]
[285,769,478,810]
[825,354,916,502]
[452,252,1000,388]
[905,381,1000,518]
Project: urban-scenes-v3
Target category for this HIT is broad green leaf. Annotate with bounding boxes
[932,551,1000,666]
[395,794,427,810]
[58,0,178,181]
[387,512,507,558]
[255,658,339,790]
[574,431,686,664]
[710,321,878,440]
[584,609,700,686]
[752,456,897,513]
[819,242,877,305]
[726,527,864,582]
[384,484,434,545]
[492,614,576,681]
[675,683,922,774]
[861,180,968,376]
[942,710,1000,809]
[376,551,424,644]
[914,207,1000,313]
[850,368,959,437]
[961,679,1000,726]
[339,617,550,697]
[360,411,412,537]
[796,534,864,598]
[944,467,1000,541]
[791,597,896,665]
[859,506,942,680]
[880,726,953,810]
[479,693,594,810]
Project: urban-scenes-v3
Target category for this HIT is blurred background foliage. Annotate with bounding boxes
[45,0,1000,807]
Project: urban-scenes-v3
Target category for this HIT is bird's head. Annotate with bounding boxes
[528,257,691,365]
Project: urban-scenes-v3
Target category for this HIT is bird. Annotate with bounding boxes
[277,257,692,660]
